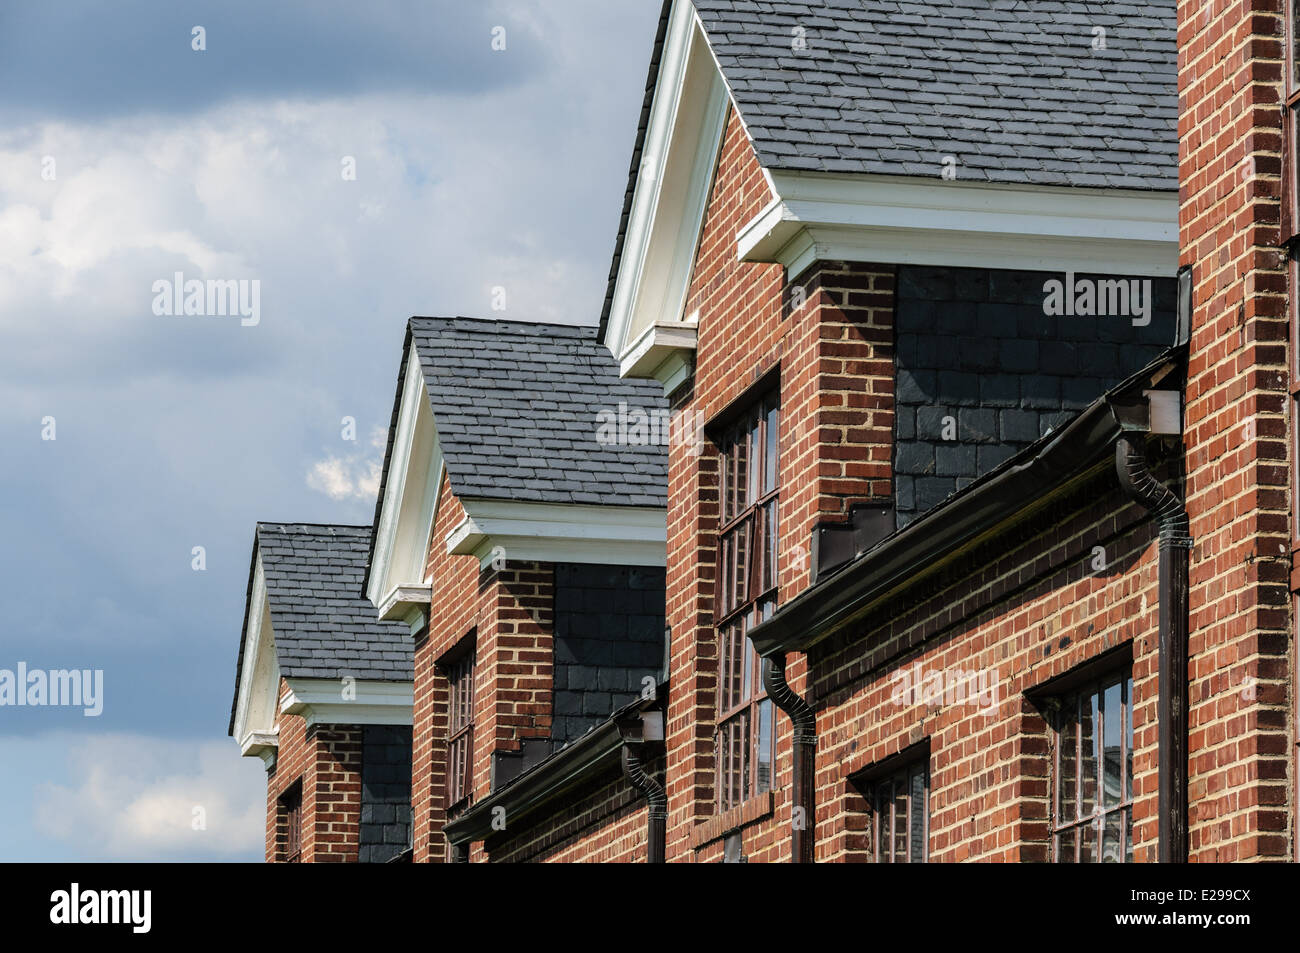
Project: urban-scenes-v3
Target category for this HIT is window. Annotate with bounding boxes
[1051,669,1134,863]
[867,759,928,863]
[714,391,779,812]
[445,649,475,811]
[280,782,302,864]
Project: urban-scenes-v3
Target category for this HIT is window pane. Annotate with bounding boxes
[763,500,778,592]
[1124,677,1134,803]
[732,520,751,610]
[1102,811,1123,863]
[741,631,753,701]
[1058,706,1077,823]
[1079,817,1098,863]
[909,767,926,862]
[748,413,761,504]
[1057,827,1076,864]
[756,698,773,795]
[1124,809,1134,863]
[1103,679,1122,808]
[891,780,908,862]
[764,401,779,493]
[1080,691,1100,817]
[875,786,891,862]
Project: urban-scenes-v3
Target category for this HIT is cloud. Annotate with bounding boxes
[32,734,265,860]
[307,454,381,502]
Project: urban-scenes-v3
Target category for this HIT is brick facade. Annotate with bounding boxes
[1177,0,1292,860]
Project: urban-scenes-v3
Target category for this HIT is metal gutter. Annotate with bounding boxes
[748,349,1186,658]
[443,691,664,851]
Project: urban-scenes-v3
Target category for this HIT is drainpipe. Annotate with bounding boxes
[1115,432,1191,863]
[616,710,667,863]
[764,653,816,863]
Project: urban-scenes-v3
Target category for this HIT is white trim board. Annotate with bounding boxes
[737,172,1179,278]
[604,0,732,389]
[232,558,282,761]
[445,499,667,569]
[280,678,414,729]
[368,347,443,611]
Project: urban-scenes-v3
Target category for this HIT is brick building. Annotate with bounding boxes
[229,0,1299,862]
[228,523,414,862]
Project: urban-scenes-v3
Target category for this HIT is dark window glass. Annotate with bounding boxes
[280,783,302,864]
[446,649,476,811]
[870,760,928,863]
[1052,670,1134,863]
[715,391,779,811]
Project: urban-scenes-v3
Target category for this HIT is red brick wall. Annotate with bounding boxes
[662,106,895,861]
[810,478,1162,861]
[411,468,560,861]
[264,678,363,862]
[483,760,660,863]
[1178,0,1293,860]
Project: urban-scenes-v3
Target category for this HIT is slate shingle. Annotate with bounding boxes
[402,316,669,508]
[692,0,1176,187]
[256,523,412,681]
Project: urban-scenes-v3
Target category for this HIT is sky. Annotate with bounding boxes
[0,0,664,861]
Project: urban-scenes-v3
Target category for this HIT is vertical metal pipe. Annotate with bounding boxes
[765,652,816,863]
[1116,435,1191,863]
[621,743,667,863]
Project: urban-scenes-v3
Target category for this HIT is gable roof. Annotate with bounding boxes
[599,0,1177,341]
[382,316,668,511]
[693,0,1176,188]
[228,523,413,733]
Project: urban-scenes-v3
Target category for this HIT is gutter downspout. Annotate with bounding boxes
[1115,434,1191,863]
[764,653,816,863]
[616,710,667,863]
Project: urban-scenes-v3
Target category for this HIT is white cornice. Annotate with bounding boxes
[368,348,443,609]
[738,172,1179,278]
[446,499,667,568]
[378,583,432,633]
[280,678,414,729]
[605,0,730,383]
[232,558,281,758]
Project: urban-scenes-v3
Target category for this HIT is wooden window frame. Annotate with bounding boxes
[866,759,929,864]
[714,389,779,813]
[1049,669,1135,863]
[444,646,476,813]
[279,781,303,864]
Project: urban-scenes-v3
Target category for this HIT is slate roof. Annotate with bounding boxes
[391,316,668,509]
[693,0,1176,188]
[600,0,1177,340]
[228,523,413,734]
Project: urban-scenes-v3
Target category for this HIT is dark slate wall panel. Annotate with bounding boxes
[552,563,665,746]
[894,265,1176,524]
[359,724,412,863]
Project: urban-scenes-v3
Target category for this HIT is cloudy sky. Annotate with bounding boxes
[0,0,662,861]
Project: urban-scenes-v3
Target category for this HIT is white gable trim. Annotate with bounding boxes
[445,500,667,568]
[280,678,414,729]
[368,347,442,623]
[604,0,730,390]
[233,558,281,761]
[737,172,1179,278]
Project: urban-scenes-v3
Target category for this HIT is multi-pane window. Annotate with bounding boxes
[715,391,779,812]
[446,650,475,811]
[868,760,928,863]
[1051,670,1134,863]
[280,783,302,863]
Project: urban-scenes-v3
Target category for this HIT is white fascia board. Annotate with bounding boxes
[445,500,667,568]
[280,678,414,729]
[368,349,442,608]
[606,1,730,378]
[738,172,1179,278]
[233,559,281,755]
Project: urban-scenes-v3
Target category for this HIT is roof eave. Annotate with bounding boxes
[749,348,1186,658]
